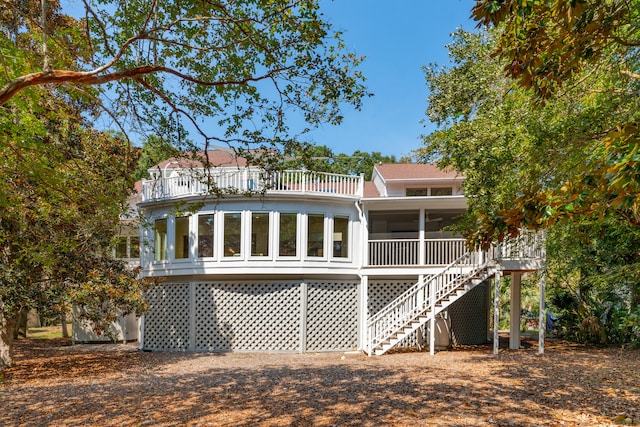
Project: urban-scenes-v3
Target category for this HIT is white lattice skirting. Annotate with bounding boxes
[143,280,359,352]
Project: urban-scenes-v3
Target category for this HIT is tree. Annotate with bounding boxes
[0,87,150,368]
[417,25,640,345]
[417,24,640,247]
[467,0,640,234]
[1,0,368,162]
[133,135,180,180]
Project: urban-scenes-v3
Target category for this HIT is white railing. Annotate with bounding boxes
[425,238,467,265]
[367,238,467,266]
[141,169,364,201]
[366,249,494,355]
[497,230,546,260]
[368,240,420,265]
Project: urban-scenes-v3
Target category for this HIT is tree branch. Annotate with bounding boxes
[0,65,291,105]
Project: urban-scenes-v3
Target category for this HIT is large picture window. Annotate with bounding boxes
[279,213,297,257]
[198,214,215,258]
[154,219,167,261]
[307,214,325,257]
[251,212,270,257]
[333,216,349,258]
[175,216,190,259]
[223,212,242,257]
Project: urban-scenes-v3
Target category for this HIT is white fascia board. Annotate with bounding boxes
[361,195,467,210]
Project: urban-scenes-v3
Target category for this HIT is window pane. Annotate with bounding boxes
[307,214,324,257]
[251,212,270,256]
[279,213,297,257]
[175,216,190,259]
[154,219,167,261]
[431,187,453,196]
[333,216,349,258]
[223,213,242,257]
[115,237,128,258]
[198,214,215,258]
[130,237,140,258]
[406,188,428,196]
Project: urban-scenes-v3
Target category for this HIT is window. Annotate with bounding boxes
[431,187,453,196]
[406,188,428,196]
[198,214,215,258]
[251,212,270,257]
[130,236,140,258]
[223,213,242,257]
[333,216,349,258]
[175,216,190,259]
[307,214,324,257]
[115,236,140,259]
[114,237,128,258]
[279,213,297,257]
[154,219,167,261]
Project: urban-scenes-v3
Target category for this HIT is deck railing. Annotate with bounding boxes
[141,169,364,201]
[368,239,420,265]
[368,238,467,266]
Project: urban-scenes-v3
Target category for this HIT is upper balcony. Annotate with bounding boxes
[141,169,365,202]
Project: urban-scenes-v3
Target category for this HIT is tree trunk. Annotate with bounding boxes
[13,308,28,339]
[61,309,69,338]
[1,313,16,368]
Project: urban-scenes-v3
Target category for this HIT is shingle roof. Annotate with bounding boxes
[375,163,461,180]
[363,181,381,198]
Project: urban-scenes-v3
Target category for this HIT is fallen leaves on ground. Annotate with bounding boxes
[1,336,638,426]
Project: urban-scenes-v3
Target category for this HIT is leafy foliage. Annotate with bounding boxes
[417,24,640,345]
[0,0,369,164]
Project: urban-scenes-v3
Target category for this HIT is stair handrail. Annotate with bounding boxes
[366,247,495,355]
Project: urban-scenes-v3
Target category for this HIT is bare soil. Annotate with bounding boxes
[1,336,638,426]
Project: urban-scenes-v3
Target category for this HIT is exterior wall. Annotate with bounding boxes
[142,279,359,352]
[139,197,362,278]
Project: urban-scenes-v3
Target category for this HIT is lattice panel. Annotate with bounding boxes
[306,281,359,351]
[368,279,427,348]
[143,283,191,350]
[446,281,489,345]
[194,282,300,351]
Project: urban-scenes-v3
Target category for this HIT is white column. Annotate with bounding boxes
[359,276,368,352]
[300,281,308,354]
[430,277,436,356]
[419,209,425,265]
[189,281,196,351]
[510,272,522,349]
[493,271,502,355]
[539,274,546,354]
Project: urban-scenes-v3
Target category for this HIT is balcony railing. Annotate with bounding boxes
[368,238,467,266]
[141,169,364,201]
[367,234,544,267]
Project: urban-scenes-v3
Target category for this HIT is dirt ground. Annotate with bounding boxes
[1,336,638,426]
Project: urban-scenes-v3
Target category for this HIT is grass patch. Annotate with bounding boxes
[27,325,67,340]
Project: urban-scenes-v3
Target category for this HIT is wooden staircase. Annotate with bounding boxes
[366,249,497,356]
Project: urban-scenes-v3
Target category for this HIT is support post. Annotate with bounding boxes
[429,277,436,356]
[359,276,368,352]
[300,281,308,354]
[510,273,522,349]
[538,274,545,354]
[493,271,502,355]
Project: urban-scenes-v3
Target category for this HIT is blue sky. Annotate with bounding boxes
[306,0,478,158]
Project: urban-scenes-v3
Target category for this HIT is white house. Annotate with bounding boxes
[132,150,545,355]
